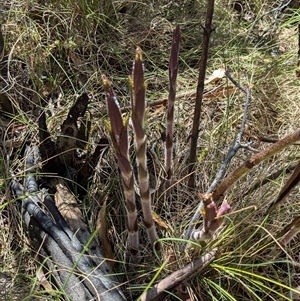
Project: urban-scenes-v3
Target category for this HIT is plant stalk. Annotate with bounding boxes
[188,0,215,188]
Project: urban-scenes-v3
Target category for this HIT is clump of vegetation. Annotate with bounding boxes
[0,0,300,300]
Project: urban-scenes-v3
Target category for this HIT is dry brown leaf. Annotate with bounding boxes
[204,85,236,100]
[36,269,53,293]
[205,65,226,85]
[152,211,169,229]
[97,199,115,268]
[151,105,165,116]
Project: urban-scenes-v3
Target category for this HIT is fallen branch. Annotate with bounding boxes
[213,129,300,203]
[140,248,217,301]
[11,145,126,301]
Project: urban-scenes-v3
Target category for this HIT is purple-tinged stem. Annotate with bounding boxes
[191,193,230,241]
[131,47,160,251]
[165,25,180,188]
[102,74,140,259]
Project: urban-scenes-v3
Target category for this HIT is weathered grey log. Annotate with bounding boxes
[11,145,126,301]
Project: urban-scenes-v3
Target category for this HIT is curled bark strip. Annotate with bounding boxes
[140,248,217,301]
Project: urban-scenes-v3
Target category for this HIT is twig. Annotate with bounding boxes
[187,0,215,188]
[269,215,300,258]
[242,163,297,198]
[207,70,251,192]
[180,70,251,251]
[267,159,300,214]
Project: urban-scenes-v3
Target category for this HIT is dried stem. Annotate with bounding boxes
[102,75,140,259]
[131,47,160,251]
[165,25,180,188]
[267,159,300,213]
[270,215,300,258]
[188,0,215,188]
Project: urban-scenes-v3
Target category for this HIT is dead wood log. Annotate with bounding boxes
[11,145,126,301]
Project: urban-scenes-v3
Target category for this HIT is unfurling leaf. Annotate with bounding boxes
[194,194,231,241]
[132,47,146,132]
[103,73,140,259]
[131,46,160,250]
[102,74,123,142]
[152,211,169,230]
